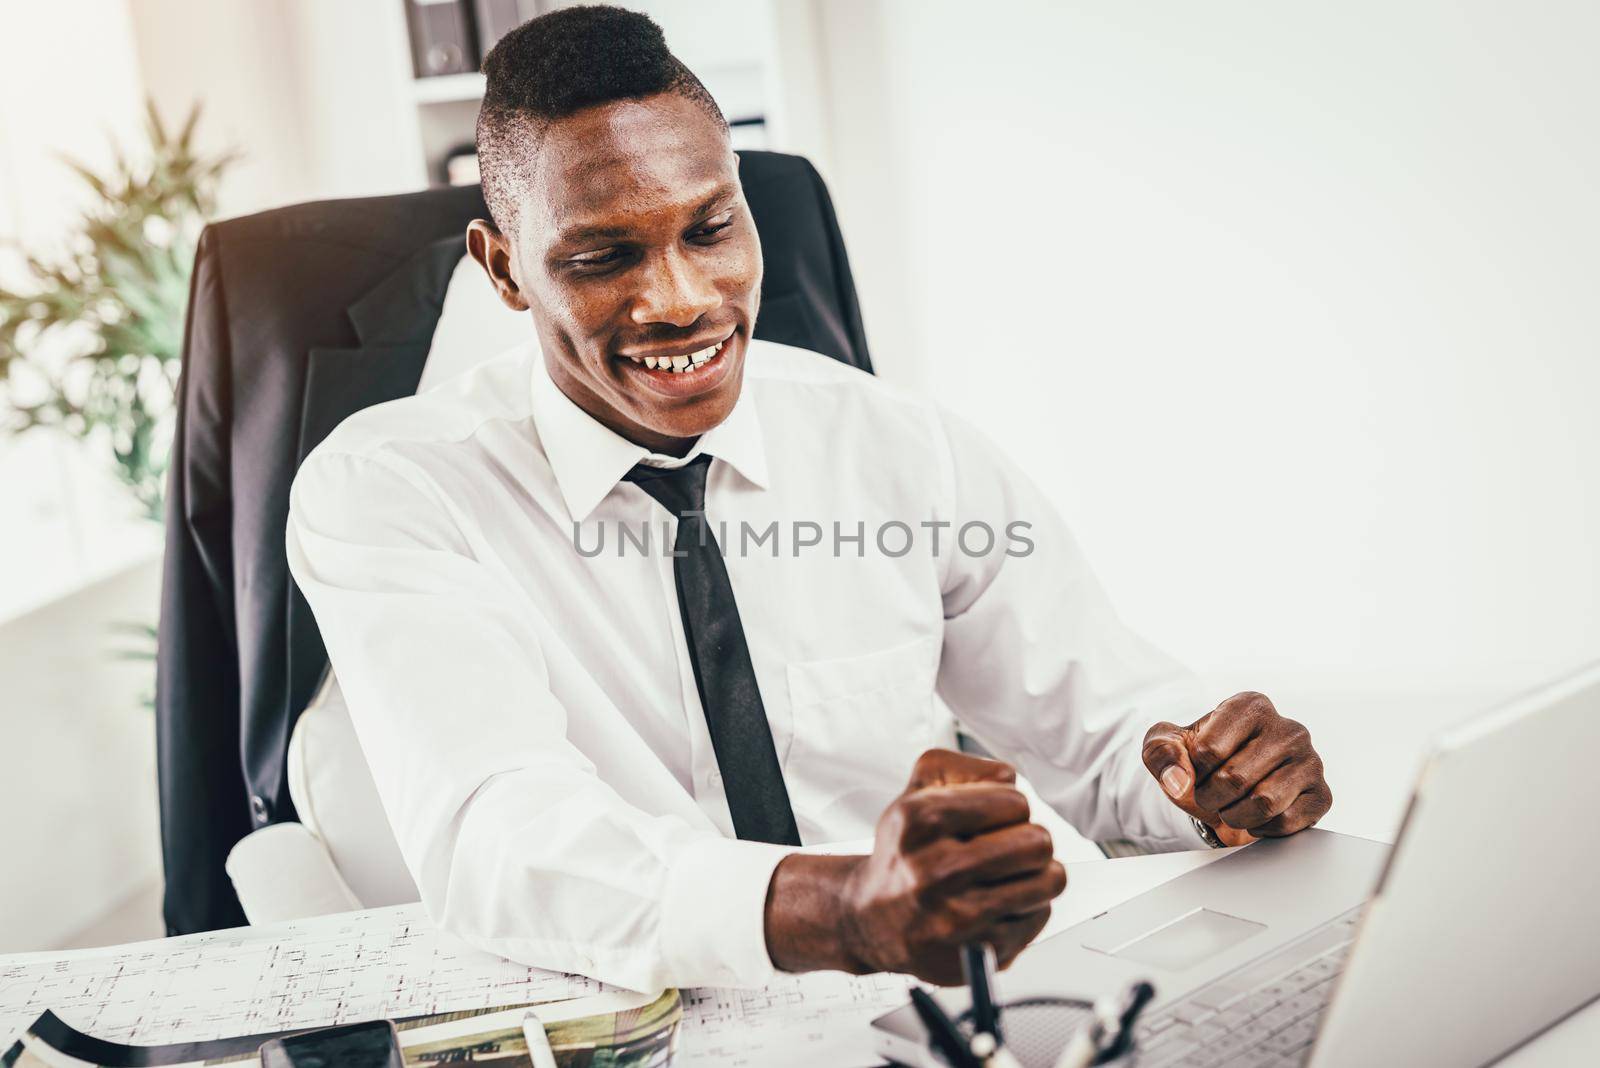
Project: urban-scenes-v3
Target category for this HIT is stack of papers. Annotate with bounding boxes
[0,904,910,1067]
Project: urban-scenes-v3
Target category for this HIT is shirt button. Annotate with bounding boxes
[249,794,270,825]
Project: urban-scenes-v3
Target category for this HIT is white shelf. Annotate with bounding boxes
[413,72,485,105]
[399,2,788,181]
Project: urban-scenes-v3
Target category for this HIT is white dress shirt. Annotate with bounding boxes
[286,337,1204,992]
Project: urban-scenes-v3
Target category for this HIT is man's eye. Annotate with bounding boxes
[571,249,626,270]
[690,219,734,242]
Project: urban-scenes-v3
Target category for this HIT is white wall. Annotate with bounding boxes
[127,0,426,217]
[0,2,185,949]
[275,0,429,199]
[812,1,1600,705]
[0,0,163,621]
[126,0,313,217]
[0,0,145,251]
[0,559,163,952]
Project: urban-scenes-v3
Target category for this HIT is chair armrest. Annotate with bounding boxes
[287,673,420,908]
[225,822,363,925]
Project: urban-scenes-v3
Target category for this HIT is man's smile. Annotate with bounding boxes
[613,330,739,397]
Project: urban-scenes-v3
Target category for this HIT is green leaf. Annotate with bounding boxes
[144,98,169,150]
[177,103,202,154]
[59,155,111,202]
[1,94,234,526]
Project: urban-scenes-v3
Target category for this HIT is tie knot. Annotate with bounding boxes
[625,454,711,517]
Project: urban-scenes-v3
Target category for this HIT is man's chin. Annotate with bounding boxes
[634,396,737,447]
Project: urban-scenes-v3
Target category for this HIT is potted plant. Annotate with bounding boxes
[0,100,234,521]
[0,101,234,704]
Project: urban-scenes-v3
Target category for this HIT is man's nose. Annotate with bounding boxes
[630,248,722,328]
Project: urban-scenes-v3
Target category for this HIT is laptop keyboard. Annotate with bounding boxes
[1132,904,1364,1068]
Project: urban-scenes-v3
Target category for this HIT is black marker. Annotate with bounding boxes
[962,942,1001,1044]
[910,986,979,1068]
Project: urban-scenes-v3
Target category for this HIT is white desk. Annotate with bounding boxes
[2,849,1591,1066]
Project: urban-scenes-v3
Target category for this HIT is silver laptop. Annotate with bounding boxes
[873,662,1600,1067]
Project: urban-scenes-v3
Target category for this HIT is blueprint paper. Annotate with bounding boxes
[0,906,601,1051]
[679,970,912,1067]
[0,906,908,1067]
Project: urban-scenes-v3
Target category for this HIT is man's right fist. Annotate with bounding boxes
[835,749,1066,985]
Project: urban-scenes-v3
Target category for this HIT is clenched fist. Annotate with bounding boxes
[765,749,1066,985]
[1143,691,1333,848]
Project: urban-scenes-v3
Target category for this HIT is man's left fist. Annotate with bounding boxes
[1142,692,1332,848]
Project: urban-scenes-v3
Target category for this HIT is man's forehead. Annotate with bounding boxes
[524,95,735,239]
[544,159,733,237]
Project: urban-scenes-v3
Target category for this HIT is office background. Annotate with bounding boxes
[0,0,1595,954]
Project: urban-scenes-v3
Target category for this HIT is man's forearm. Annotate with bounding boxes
[763,853,868,975]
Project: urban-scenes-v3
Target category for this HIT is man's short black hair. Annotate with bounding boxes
[476,4,728,232]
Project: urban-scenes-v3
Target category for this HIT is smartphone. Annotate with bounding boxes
[258,1020,404,1068]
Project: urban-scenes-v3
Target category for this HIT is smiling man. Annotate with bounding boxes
[286,5,1332,992]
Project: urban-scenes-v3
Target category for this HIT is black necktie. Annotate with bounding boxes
[625,456,801,846]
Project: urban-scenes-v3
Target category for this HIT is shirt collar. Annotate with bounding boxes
[529,351,769,522]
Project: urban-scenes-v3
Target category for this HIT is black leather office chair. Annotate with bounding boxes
[156,151,873,935]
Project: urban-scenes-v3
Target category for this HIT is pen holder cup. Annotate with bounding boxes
[955,998,1139,1068]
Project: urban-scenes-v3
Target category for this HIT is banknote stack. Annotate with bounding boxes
[1,989,682,1067]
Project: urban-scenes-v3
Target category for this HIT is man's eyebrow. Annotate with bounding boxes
[689,184,738,218]
[557,222,634,244]
[555,185,738,245]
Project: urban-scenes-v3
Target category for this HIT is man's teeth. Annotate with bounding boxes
[632,341,725,373]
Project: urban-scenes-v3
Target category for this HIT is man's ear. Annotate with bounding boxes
[466,219,531,312]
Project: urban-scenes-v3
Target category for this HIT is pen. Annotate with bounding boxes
[1100,980,1155,1060]
[969,1030,1025,1068]
[1051,980,1156,1068]
[910,987,979,1068]
[962,942,1001,1044]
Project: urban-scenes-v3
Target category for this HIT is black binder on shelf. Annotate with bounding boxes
[472,0,544,61]
[405,0,478,78]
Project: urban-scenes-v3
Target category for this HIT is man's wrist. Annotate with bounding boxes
[763,853,871,975]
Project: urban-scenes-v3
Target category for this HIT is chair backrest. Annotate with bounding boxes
[158,151,873,934]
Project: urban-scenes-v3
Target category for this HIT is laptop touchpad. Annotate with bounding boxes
[1107,908,1266,972]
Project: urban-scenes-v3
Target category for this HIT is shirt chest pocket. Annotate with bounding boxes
[783,634,943,833]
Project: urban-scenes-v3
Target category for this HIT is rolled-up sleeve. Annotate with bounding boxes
[930,410,1203,852]
[286,449,794,990]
